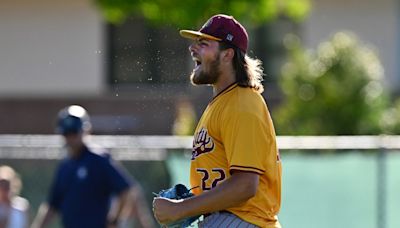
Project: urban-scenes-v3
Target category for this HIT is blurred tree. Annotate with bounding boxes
[95,0,311,27]
[274,32,391,135]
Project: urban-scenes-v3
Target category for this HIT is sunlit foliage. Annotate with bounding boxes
[95,0,311,27]
[274,32,391,135]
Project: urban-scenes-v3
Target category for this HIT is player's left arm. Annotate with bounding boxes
[30,203,57,228]
[108,185,156,228]
[104,156,133,227]
[129,185,157,228]
[107,188,131,228]
[153,170,259,224]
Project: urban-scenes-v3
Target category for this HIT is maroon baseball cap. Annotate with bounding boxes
[180,14,249,53]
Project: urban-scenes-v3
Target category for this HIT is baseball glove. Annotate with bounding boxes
[154,184,200,228]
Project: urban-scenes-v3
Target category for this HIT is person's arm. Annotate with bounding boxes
[107,188,130,228]
[104,155,156,227]
[30,203,57,228]
[109,186,156,228]
[129,186,157,228]
[153,171,259,224]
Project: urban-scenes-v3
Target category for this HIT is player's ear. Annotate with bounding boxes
[221,48,234,62]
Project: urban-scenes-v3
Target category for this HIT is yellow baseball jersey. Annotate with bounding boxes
[190,83,282,228]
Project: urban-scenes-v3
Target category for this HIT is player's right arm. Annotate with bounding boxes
[30,203,57,228]
[153,170,259,224]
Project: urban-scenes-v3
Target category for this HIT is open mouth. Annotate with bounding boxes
[192,56,202,68]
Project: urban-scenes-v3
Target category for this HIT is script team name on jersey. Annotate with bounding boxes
[192,128,214,160]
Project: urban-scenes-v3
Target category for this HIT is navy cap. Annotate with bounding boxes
[56,105,91,134]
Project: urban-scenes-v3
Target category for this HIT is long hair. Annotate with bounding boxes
[219,42,264,93]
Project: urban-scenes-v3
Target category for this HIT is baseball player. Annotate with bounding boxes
[153,14,282,228]
[31,105,154,228]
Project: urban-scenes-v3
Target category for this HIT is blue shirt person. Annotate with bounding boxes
[32,105,155,228]
[48,146,131,228]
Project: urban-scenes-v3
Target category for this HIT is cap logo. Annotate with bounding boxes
[226,34,234,41]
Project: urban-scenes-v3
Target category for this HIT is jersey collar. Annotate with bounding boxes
[211,82,238,104]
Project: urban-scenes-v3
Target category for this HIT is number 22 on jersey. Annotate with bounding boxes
[196,168,226,191]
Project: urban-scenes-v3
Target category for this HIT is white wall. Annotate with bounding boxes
[303,0,399,90]
[0,0,104,97]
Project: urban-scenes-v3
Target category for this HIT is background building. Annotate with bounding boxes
[0,0,398,134]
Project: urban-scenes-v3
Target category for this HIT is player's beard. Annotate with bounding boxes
[190,53,221,85]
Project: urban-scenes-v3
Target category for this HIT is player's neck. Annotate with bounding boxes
[212,70,236,97]
[67,143,86,159]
